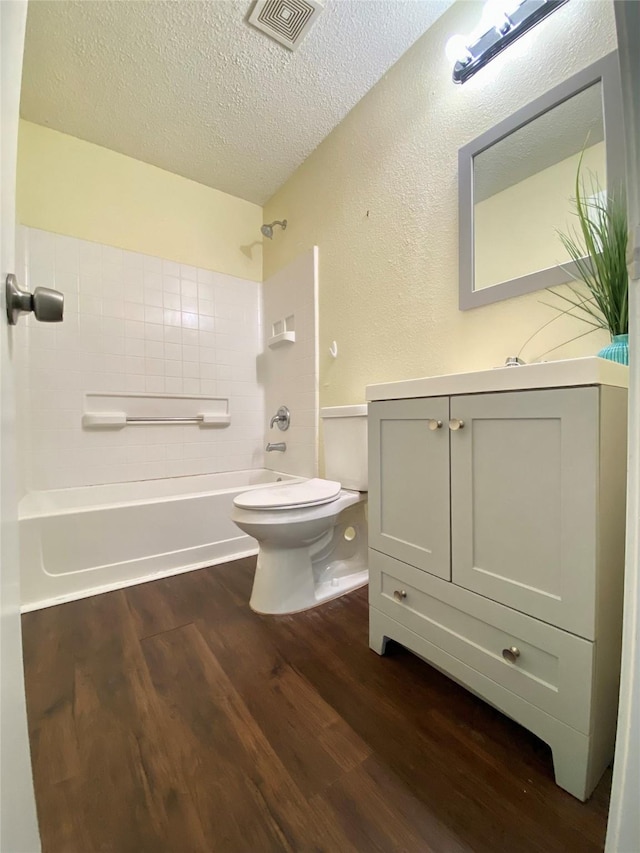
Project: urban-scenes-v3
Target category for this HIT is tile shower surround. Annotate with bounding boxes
[16,228,264,490]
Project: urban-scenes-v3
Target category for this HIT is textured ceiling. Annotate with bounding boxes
[21,0,454,205]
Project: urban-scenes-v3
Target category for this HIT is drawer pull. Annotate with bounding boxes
[393,589,408,602]
[448,418,465,431]
[502,646,521,664]
[428,419,443,430]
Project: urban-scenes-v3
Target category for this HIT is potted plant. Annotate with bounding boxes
[552,157,629,364]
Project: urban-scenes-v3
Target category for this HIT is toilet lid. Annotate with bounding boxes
[233,478,341,510]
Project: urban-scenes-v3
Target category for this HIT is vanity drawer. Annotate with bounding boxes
[369,549,594,734]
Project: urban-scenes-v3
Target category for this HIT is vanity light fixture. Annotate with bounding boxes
[445,0,568,85]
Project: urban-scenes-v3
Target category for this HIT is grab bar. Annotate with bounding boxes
[125,416,205,423]
[82,412,231,428]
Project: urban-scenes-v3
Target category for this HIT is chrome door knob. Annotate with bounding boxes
[6,274,64,326]
[393,589,407,602]
[502,646,521,664]
[32,286,64,322]
[427,419,443,430]
[448,418,465,431]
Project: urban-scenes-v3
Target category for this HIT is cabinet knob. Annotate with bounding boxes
[502,646,521,664]
[428,419,443,430]
[393,589,407,602]
[448,418,465,431]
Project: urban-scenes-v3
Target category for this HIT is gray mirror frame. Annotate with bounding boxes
[458,51,625,310]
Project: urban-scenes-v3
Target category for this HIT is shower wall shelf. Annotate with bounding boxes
[268,331,296,348]
[268,315,295,348]
[82,392,231,429]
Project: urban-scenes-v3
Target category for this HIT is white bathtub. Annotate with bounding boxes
[19,470,299,612]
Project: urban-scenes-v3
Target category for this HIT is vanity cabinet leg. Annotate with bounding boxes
[549,729,594,802]
[369,608,389,655]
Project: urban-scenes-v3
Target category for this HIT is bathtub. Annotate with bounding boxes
[19,470,299,612]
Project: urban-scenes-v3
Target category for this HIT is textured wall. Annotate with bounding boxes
[17,121,263,282]
[263,0,617,406]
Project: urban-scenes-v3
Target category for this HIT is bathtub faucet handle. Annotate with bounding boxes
[270,406,290,431]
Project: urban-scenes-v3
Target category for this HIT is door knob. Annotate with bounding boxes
[448,418,465,431]
[427,419,443,430]
[6,273,64,326]
[393,589,407,602]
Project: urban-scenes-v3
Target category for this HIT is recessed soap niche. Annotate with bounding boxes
[268,314,295,348]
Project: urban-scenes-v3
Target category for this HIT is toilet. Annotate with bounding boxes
[232,405,368,615]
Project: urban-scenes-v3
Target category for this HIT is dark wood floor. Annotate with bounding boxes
[22,557,611,853]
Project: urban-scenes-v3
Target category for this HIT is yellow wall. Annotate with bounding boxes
[264,0,617,405]
[17,121,263,281]
[474,142,606,289]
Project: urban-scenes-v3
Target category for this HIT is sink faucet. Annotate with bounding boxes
[266,442,286,452]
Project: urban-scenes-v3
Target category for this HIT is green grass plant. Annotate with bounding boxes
[551,154,628,337]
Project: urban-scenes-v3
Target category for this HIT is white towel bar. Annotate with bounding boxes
[82,412,231,428]
[82,392,231,429]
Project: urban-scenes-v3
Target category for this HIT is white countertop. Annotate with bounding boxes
[366,357,629,401]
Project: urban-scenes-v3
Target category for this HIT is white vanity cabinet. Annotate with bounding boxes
[366,358,628,801]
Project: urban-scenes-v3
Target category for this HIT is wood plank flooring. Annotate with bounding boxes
[22,557,611,853]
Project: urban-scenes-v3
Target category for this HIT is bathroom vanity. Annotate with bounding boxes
[366,358,628,801]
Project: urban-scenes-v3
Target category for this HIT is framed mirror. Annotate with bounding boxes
[458,52,625,310]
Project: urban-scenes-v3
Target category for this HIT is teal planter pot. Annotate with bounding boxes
[598,334,629,366]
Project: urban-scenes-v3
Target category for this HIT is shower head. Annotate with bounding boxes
[261,219,287,239]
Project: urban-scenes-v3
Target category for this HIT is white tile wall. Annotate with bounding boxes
[263,247,318,478]
[18,227,265,490]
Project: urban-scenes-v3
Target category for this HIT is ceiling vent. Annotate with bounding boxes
[248,0,324,51]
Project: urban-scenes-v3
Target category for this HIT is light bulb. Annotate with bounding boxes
[480,0,516,33]
[445,35,472,66]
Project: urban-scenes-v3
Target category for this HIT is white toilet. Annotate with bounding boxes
[232,405,368,615]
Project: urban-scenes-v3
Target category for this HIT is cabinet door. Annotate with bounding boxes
[450,388,598,638]
[369,398,451,579]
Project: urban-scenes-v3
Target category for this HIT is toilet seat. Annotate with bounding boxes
[233,478,341,511]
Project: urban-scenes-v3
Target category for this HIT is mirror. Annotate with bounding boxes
[459,52,624,310]
[473,83,605,291]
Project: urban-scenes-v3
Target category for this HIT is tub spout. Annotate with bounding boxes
[266,442,286,452]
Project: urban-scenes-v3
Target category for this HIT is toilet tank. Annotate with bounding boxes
[320,405,368,491]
